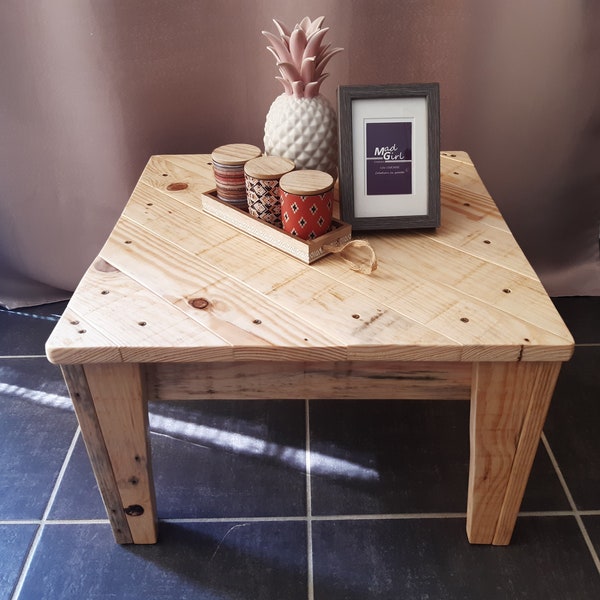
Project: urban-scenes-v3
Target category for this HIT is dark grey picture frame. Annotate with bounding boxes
[338,83,440,230]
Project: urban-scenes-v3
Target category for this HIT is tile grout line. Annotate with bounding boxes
[305,399,314,600]
[11,427,81,600]
[0,355,48,360]
[541,431,600,575]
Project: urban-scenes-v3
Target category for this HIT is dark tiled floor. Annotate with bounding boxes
[1,298,600,599]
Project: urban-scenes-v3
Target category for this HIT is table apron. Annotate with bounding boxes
[146,361,473,401]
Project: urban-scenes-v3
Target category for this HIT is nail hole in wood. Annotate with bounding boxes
[167,182,188,191]
[503,288,512,294]
[128,476,139,485]
[124,504,144,517]
[78,329,87,334]
[524,338,531,343]
[253,319,262,324]
[101,290,110,295]
[124,240,132,244]
[146,202,153,206]
[454,171,459,175]
[138,321,147,326]
[162,173,168,177]
[70,320,79,325]
[483,240,491,244]
[352,314,360,319]
[463,202,470,207]
[460,317,470,323]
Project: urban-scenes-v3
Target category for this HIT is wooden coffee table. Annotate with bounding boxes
[46,152,573,545]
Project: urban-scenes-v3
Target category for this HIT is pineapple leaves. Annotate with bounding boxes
[263,16,342,98]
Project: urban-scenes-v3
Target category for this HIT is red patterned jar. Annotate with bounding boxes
[244,156,295,227]
[279,170,335,240]
[211,143,261,209]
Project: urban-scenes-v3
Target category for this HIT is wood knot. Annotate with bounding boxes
[167,182,188,191]
[189,297,210,309]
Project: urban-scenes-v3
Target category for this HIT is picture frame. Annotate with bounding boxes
[337,83,440,230]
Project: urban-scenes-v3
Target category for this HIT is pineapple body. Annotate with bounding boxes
[264,93,338,179]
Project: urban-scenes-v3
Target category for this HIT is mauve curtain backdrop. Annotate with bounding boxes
[1,0,598,308]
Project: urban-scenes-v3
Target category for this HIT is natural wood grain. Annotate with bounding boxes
[148,361,472,401]
[61,365,132,543]
[45,152,574,546]
[466,361,561,544]
[84,363,157,544]
[491,362,562,545]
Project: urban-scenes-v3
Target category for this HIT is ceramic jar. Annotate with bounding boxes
[244,156,295,227]
[211,143,262,209]
[279,170,335,240]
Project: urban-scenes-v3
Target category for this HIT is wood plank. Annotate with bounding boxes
[84,363,157,544]
[491,362,562,545]
[46,307,123,364]
[466,361,560,544]
[99,216,356,362]
[148,361,472,401]
[61,365,132,544]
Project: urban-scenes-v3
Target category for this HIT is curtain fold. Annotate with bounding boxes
[1,0,598,308]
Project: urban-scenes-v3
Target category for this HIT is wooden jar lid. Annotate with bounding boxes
[279,170,334,195]
[211,143,262,166]
[244,156,295,179]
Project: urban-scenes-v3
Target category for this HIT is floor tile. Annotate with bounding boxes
[582,515,600,557]
[0,300,69,356]
[0,358,77,519]
[309,399,567,515]
[51,399,308,521]
[148,400,307,518]
[544,346,600,510]
[309,400,470,515]
[311,517,600,599]
[47,435,107,520]
[0,524,37,599]
[20,520,307,600]
[552,297,600,344]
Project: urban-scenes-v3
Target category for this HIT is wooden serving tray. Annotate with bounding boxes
[201,191,352,264]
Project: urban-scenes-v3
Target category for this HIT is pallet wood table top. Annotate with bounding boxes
[46,152,574,366]
[46,152,575,547]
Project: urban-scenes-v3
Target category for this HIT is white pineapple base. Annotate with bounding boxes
[263,93,338,180]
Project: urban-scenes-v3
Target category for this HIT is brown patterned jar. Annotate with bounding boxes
[211,143,262,209]
[244,156,295,227]
[279,170,335,240]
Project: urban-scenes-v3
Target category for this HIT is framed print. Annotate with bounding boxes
[338,83,440,230]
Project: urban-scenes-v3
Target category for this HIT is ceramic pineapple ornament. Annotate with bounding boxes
[263,16,343,179]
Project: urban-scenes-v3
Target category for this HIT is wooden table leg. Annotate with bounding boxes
[466,361,562,545]
[61,363,157,544]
